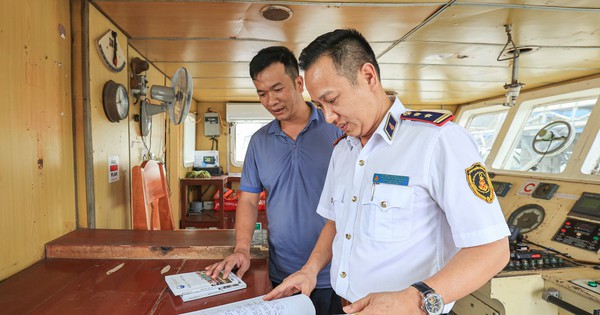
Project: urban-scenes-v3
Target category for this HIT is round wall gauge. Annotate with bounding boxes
[102,80,130,122]
[507,204,545,233]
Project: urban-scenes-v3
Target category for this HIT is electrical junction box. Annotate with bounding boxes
[204,112,221,137]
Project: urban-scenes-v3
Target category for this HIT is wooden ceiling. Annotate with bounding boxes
[93,0,600,106]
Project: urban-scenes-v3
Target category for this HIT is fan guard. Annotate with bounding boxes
[140,67,193,136]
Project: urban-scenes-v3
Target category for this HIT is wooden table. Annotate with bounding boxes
[0,229,271,315]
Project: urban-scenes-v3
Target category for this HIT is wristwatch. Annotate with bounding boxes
[411,281,444,315]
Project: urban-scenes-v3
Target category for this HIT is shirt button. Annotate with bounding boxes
[380,201,388,208]
[358,160,365,166]
[340,272,347,278]
[352,196,358,202]
[345,233,351,240]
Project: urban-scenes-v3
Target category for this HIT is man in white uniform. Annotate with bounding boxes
[264,29,510,315]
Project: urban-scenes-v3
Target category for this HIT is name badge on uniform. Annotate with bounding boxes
[372,173,409,186]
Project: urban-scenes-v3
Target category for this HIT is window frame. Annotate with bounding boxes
[229,120,271,167]
[226,103,273,168]
[455,77,600,183]
[492,90,598,174]
[457,105,509,162]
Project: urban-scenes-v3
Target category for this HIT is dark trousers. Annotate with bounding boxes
[272,281,343,315]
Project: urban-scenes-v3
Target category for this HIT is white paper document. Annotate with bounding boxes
[181,294,316,315]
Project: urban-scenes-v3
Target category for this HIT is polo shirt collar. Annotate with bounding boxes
[268,102,318,134]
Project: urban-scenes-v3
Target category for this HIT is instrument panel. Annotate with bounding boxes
[547,192,600,252]
[569,192,600,221]
[552,217,600,252]
[507,204,545,234]
[501,183,600,270]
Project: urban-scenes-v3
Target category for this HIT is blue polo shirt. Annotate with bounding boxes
[240,102,342,287]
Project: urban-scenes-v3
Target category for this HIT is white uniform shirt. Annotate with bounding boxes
[317,98,510,310]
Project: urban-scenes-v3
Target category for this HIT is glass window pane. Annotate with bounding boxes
[231,121,269,166]
[581,131,600,175]
[501,98,596,173]
[465,110,508,160]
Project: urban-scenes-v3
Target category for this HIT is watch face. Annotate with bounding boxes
[424,293,444,315]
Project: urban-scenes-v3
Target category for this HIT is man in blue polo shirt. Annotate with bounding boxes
[205,46,343,314]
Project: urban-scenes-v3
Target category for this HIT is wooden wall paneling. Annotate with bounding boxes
[88,6,130,229]
[128,47,168,169]
[195,102,232,173]
[165,97,198,227]
[0,0,75,280]
[128,47,194,227]
[128,47,162,229]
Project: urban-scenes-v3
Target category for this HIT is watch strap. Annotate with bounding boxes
[411,281,435,296]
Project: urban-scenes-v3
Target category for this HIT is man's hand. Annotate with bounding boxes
[343,289,424,315]
[204,249,251,279]
[262,268,318,301]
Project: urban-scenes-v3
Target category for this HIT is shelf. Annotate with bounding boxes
[180,176,229,229]
[180,175,268,230]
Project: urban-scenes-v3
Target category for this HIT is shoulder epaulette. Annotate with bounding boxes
[333,134,347,146]
[400,111,454,126]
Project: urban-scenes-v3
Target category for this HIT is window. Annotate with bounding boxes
[497,98,596,173]
[461,108,508,160]
[581,131,600,175]
[183,112,196,167]
[231,122,269,166]
[226,103,273,167]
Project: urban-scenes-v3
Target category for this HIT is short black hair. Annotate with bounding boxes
[249,46,300,80]
[299,29,380,84]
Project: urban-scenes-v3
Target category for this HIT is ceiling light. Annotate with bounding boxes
[260,5,293,22]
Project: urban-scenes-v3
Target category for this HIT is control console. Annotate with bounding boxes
[503,247,577,272]
[551,192,600,252]
[571,278,600,294]
[552,217,600,252]
[503,226,578,272]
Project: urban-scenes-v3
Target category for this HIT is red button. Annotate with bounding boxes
[531,254,541,258]
[566,222,571,226]
[561,229,566,233]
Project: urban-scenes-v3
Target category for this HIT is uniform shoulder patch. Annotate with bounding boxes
[465,163,494,204]
[400,111,454,126]
[333,134,347,146]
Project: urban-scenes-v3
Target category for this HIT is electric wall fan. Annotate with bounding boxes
[139,67,193,136]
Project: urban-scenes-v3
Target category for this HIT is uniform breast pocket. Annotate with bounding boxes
[360,184,413,242]
[331,185,345,210]
[331,185,346,230]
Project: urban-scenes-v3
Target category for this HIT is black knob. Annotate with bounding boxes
[544,257,550,265]
[507,261,515,269]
